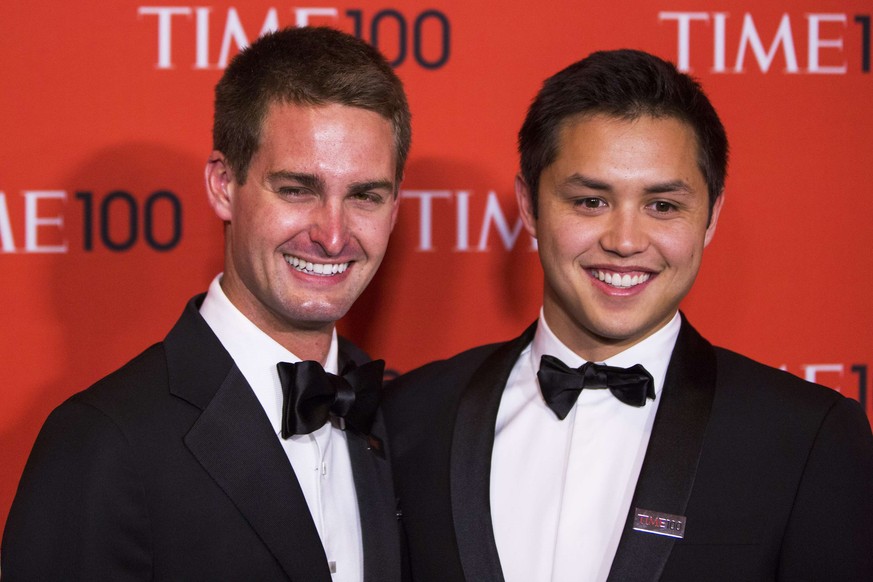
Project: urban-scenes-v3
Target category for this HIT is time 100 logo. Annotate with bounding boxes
[347,9,450,69]
[76,191,182,252]
[138,6,451,70]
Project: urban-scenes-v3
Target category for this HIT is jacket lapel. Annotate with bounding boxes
[450,323,537,582]
[338,343,401,582]
[347,425,399,581]
[607,316,717,582]
[166,297,332,582]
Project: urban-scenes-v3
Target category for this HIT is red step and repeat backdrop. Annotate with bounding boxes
[2,0,872,531]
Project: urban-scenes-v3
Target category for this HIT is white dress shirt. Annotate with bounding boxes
[199,275,363,582]
[491,310,681,582]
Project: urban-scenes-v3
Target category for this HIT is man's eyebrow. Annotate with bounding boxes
[348,180,395,195]
[644,180,694,195]
[564,173,611,191]
[265,171,325,191]
[563,174,695,196]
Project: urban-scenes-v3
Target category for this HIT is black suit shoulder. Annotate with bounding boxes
[69,342,173,419]
[57,339,206,458]
[386,341,505,400]
[382,341,506,447]
[709,345,865,444]
[714,346,843,405]
[2,343,171,580]
[669,345,873,581]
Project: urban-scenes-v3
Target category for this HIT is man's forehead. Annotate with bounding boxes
[559,113,698,155]
[548,114,706,190]
[557,111,695,138]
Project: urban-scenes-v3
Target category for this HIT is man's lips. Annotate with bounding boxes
[589,269,652,289]
[284,254,350,276]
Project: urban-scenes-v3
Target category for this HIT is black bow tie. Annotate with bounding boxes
[537,355,655,419]
[277,359,384,438]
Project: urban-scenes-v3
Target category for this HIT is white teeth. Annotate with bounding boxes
[593,270,650,289]
[285,255,349,276]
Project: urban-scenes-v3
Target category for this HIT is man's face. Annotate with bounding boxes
[517,114,722,361]
[207,101,398,336]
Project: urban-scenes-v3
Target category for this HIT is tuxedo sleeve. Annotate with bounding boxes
[2,399,152,580]
[777,396,873,581]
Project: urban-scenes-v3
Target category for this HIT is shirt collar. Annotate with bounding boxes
[198,274,339,433]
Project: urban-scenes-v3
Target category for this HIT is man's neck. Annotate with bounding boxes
[207,275,336,365]
[541,309,678,363]
[217,277,336,364]
[266,326,333,364]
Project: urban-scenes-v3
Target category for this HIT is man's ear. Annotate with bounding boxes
[205,151,234,222]
[389,191,400,231]
[387,171,402,232]
[515,173,537,239]
[703,193,724,248]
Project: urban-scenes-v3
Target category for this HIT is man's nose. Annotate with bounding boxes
[600,208,648,256]
[309,199,350,256]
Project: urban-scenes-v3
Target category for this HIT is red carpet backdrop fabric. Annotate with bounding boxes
[1,0,871,531]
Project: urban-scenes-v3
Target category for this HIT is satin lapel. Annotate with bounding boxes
[451,323,537,582]
[347,426,399,581]
[607,317,717,582]
[166,297,331,582]
[184,366,332,582]
[338,344,401,582]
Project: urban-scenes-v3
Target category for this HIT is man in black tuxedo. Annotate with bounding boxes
[384,49,873,581]
[2,26,410,581]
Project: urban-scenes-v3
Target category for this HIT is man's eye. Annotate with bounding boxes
[352,192,384,204]
[651,201,677,213]
[576,197,604,209]
[278,187,308,197]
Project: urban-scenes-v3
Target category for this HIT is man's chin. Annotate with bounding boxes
[282,304,354,331]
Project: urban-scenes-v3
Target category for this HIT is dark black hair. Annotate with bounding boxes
[214,26,411,186]
[519,49,728,217]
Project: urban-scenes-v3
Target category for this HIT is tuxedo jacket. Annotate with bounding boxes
[2,296,400,581]
[383,317,873,582]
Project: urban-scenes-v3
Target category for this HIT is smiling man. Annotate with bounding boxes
[384,49,873,582]
[3,27,410,581]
